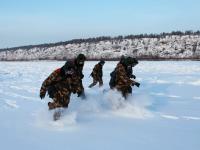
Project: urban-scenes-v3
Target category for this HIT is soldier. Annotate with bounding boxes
[89,60,105,88]
[125,57,138,78]
[110,57,140,99]
[39,61,80,110]
[73,54,86,99]
[124,57,139,94]
[109,56,125,89]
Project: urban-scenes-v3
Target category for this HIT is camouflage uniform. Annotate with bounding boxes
[115,63,136,98]
[109,57,136,89]
[110,56,140,99]
[40,62,81,109]
[89,61,105,88]
[73,54,86,98]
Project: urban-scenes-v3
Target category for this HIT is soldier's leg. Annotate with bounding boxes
[121,88,129,99]
[75,79,86,99]
[89,78,98,88]
[48,99,62,110]
[127,86,132,94]
[60,95,70,108]
[53,96,70,121]
[99,79,103,87]
[48,92,63,110]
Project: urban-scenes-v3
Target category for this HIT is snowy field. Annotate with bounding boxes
[0,61,200,150]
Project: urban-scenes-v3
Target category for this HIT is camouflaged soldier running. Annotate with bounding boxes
[89,60,105,88]
[115,57,140,99]
[73,54,86,99]
[39,61,82,110]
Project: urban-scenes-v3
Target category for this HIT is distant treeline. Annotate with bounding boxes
[1,30,200,52]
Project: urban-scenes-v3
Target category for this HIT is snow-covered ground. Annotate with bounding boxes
[0,61,200,150]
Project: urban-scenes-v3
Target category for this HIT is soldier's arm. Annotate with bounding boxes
[40,71,59,98]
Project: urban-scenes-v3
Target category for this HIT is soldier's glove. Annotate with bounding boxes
[134,82,140,88]
[40,91,46,99]
[130,74,136,79]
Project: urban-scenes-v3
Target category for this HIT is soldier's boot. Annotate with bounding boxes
[88,82,96,88]
[89,80,98,88]
[48,102,62,110]
[53,111,61,121]
[99,81,103,87]
[77,90,86,100]
[48,102,56,110]
[80,91,86,99]
[122,91,129,100]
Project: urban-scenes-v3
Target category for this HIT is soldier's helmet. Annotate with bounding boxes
[120,55,126,64]
[63,61,75,75]
[131,57,138,66]
[99,60,105,65]
[125,57,138,67]
[76,54,86,65]
[124,57,133,66]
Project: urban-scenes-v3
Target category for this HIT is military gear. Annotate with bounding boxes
[89,61,105,88]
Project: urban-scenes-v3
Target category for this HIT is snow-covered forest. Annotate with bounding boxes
[1,31,200,60]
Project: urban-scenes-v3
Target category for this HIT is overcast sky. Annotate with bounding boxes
[0,0,200,48]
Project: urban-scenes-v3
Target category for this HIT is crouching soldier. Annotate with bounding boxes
[112,57,140,99]
[39,61,80,110]
[73,54,86,99]
[89,60,105,88]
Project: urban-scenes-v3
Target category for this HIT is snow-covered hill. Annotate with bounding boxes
[0,61,200,150]
[1,34,200,60]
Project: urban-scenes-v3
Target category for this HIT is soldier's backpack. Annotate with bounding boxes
[109,70,116,88]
